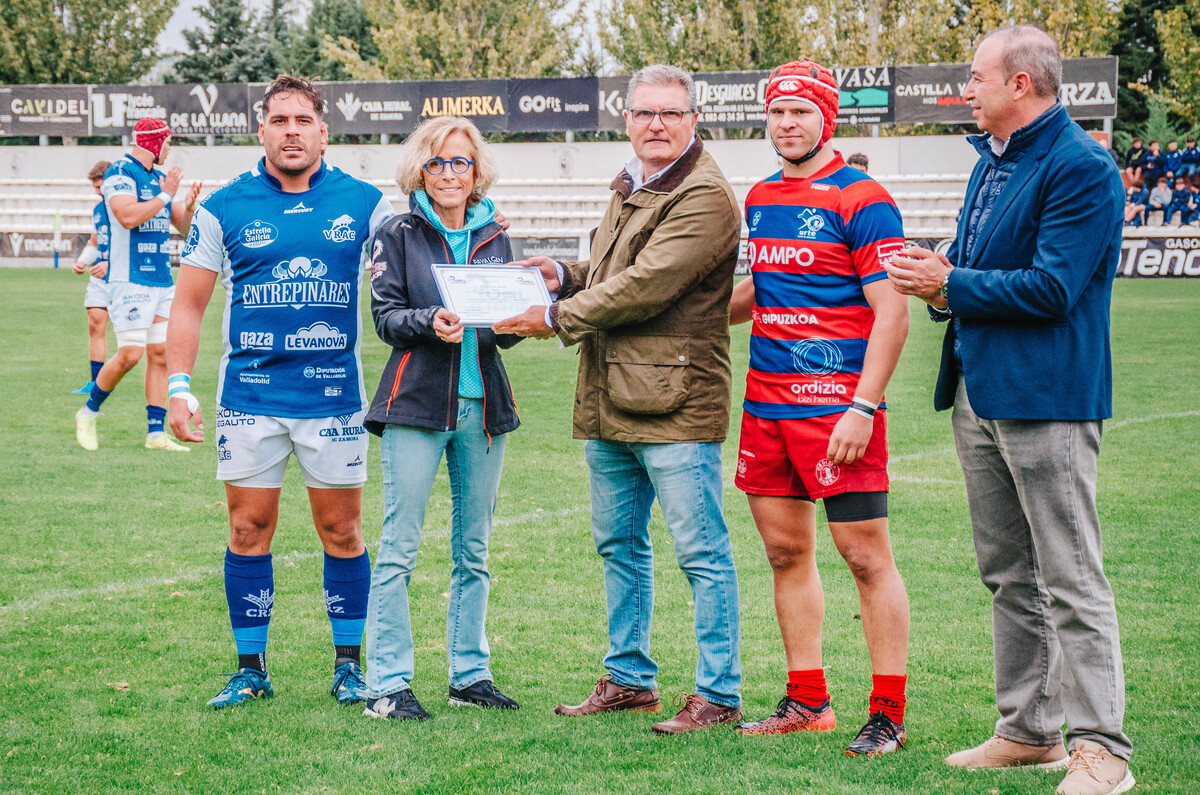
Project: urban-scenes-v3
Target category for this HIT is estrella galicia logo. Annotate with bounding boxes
[218,434,231,461]
[323,214,356,243]
[750,210,761,231]
[241,256,352,310]
[243,589,273,618]
[240,220,278,249]
[796,208,825,240]
[790,338,843,376]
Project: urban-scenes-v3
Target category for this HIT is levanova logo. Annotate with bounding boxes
[242,257,353,310]
[240,220,278,249]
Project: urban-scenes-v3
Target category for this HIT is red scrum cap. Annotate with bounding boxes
[764,60,839,148]
[132,118,171,160]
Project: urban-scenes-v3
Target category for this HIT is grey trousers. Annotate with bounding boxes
[951,380,1131,760]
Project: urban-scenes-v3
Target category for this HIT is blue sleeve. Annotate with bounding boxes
[947,153,1121,322]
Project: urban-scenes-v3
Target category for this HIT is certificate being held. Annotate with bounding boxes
[430,263,553,327]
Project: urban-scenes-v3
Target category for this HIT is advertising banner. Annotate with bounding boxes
[893,57,1118,124]
[5,85,91,136]
[511,236,584,261]
[90,83,252,135]
[693,71,769,128]
[413,79,508,132]
[832,66,894,125]
[908,236,1200,278]
[597,77,627,132]
[321,81,421,135]
[508,78,598,131]
[0,232,89,258]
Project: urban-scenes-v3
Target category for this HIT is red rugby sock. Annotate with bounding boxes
[869,674,907,724]
[786,669,829,707]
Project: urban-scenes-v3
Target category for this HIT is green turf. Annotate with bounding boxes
[1,270,1196,793]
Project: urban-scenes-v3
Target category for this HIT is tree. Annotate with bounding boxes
[0,0,174,83]
[173,0,297,83]
[1112,0,1181,134]
[1154,0,1200,123]
[325,0,582,80]
[292,0,377,81]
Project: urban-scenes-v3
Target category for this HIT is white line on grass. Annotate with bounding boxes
[3,507,590,612]
[1107,410,1200,430]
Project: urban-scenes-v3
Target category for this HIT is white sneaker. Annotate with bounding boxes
[75,408,98,451]
[145,432,189,452]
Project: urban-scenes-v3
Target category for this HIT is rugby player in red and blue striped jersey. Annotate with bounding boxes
[729,59,912,756]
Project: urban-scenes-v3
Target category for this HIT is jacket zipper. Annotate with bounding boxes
[385,351,412,414]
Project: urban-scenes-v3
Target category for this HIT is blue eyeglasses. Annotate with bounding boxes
[423,157,474,175]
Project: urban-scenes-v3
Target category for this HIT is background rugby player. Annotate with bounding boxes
[74,119,201,452]
[166,75,393,710]
[71,160,113,395]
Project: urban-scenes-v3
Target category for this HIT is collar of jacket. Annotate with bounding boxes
[406,191,500,237]
[968,101,1068,166]
[610,135,705,198]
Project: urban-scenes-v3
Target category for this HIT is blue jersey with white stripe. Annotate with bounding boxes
[181,159,393,418]
[101,154,173,286]
[92,200,111,279]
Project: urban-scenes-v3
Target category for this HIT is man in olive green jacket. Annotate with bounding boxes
[496,64,743,735]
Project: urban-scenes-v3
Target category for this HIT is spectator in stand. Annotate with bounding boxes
[1164,140,1182,181]
[1141,140,1165,189]
[1165,177,1193,225]
[1122,137,1145,189]
[847,152,870,172]
[1124,183,1148,227]
[1188,181,1200,223]
[1148,176,1172,225]
[1180,138,1199,186]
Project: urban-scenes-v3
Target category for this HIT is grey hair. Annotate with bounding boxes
[982,25,1062,98]
[625,65,698,112]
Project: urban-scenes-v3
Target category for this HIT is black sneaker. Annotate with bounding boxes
[448,680,519,710]
[362,689,431,721]
[844,711,906,756]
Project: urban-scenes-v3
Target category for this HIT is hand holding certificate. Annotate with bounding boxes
[431,263,553,327]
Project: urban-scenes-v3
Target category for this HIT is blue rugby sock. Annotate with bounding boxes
[323,550,369,658]
[85,383,111,413]
[90,360,103,380]
[225,549,273,662]
[147,404,166,435]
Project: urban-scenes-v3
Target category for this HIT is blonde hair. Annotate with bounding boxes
[396,116,497,204]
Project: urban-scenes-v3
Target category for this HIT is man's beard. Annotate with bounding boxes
[269,142,317,176]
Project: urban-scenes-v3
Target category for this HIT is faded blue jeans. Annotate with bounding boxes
[365,398,506,697]
[585,439,742,707]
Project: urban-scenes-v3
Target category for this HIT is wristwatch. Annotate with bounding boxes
[938,271,950,300]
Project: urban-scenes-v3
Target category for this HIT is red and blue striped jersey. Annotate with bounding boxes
[744,154,904,420]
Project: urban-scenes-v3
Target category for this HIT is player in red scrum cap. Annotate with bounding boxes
[729,59,913,757]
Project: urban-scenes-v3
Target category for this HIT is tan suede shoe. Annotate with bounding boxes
[553,674,662,716]
[1055,740,1135,795]
[945,736,1070,770]
[651,693,742,735]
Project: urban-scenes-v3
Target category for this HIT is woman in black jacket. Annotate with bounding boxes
[361,116,522,721]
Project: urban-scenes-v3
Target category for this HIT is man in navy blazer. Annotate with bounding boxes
[886,26,1133,795]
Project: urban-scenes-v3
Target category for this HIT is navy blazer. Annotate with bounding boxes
[934,103,1122,421]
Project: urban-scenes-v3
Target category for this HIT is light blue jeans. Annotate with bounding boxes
[585,439,742,707]
[365,398,506,697]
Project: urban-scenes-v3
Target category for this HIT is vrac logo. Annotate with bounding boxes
[217,434,232,460]
[286,321,348,351]
[323,214,356,243]
[240,220,278,249]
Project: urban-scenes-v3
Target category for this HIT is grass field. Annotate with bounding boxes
[1,270,1197,794]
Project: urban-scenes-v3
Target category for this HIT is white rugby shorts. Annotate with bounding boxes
[84,276,109,309]
[107,282,174,332]
[213,406,368,488]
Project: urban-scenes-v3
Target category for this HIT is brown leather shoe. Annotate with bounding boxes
[651,693,742,735]
[554,674,662,716]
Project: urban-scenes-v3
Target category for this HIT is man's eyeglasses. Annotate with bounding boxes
[627,108,694,126]
[423,157,474,175]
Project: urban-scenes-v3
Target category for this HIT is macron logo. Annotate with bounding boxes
[284,202,314,214]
